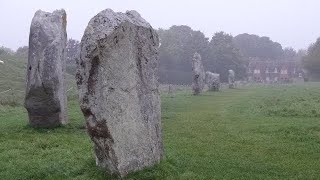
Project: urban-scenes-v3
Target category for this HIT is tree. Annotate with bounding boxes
[302,38,320,79]
[296,49,307,62]
[158,26,209,84]
[15,46,29,58]
[66,39,80,75]
[233,33,284,60]
[283,47,297,59]
[206,32,247,82]
[0,46,14,56]
[282,47,306,62]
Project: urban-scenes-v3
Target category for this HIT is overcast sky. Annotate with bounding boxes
[0,0,319,50]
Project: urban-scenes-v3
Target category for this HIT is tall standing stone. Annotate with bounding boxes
[192,52,205,95]
[206,71,220,91]
[25,10,68,128]
[76,9,163,177]
[228,69,236,88]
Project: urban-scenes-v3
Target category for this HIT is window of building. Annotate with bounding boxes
[254,69,260,74]
[280,69,288,74]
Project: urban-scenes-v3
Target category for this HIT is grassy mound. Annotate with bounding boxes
[0,54,77,106]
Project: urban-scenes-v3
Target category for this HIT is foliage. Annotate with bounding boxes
[296,49,307,58]
[233,33,284,60]
[0,46,14,56]
[206,31,247,81]
[282,47,307,62]
[158,26,209,84]
[15,46,29,58]
[283,47,296,59]
[303,37,320,79]
[158,27,250,84]
[66,39,80,75]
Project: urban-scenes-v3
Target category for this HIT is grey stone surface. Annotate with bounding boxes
[25,9,68,128]
[76,9,163,177]
[206,71,220,91]
[228,69,236,88]
[192,52,205,95]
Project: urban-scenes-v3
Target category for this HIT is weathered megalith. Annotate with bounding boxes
[206,71,220,91]
[76,9,163,177]
[192,52,205,95]
[228,69,236,88]
[25,9,68,128]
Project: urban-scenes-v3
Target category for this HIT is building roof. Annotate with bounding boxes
[248,59,302,71]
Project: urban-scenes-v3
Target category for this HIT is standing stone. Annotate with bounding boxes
[192,52,205,95]
[76,9,163,177]
[206,71,220,91]
[25,10,68,128]
[228,69,236,88]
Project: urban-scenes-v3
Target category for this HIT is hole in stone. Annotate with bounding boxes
[29,66,32,70]
[80,61,85,68]
[108,87,115,93]
[114,36,118,44]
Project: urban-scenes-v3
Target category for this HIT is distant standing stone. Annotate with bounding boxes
[76,9,163,177]
[192,52,205,95]
[228,69,235,88]
[25,9,68,128]
[206,71,220,91]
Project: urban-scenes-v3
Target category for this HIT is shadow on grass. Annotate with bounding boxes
[81,159,118,180]
[22,123,87,134]
[80,156,181,180]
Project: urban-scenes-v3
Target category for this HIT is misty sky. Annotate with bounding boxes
[1,0,319,50]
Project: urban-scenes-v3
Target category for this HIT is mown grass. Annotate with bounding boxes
[250,84,320,117]
[0,54,77,106]
[1,84,320,179]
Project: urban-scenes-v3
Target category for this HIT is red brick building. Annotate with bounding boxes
[247,59,304,83]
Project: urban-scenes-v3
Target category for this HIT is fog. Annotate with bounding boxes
[1,0,319,50]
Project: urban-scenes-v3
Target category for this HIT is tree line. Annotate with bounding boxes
[158,26,305,84]
[302,38,320,79]
[2,25,320,82]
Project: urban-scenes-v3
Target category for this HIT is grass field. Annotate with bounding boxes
[0,54,77,106]
[1,84,320,179]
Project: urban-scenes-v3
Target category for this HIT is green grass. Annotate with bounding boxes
[1,84,320,179]
[0,54,77,106]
